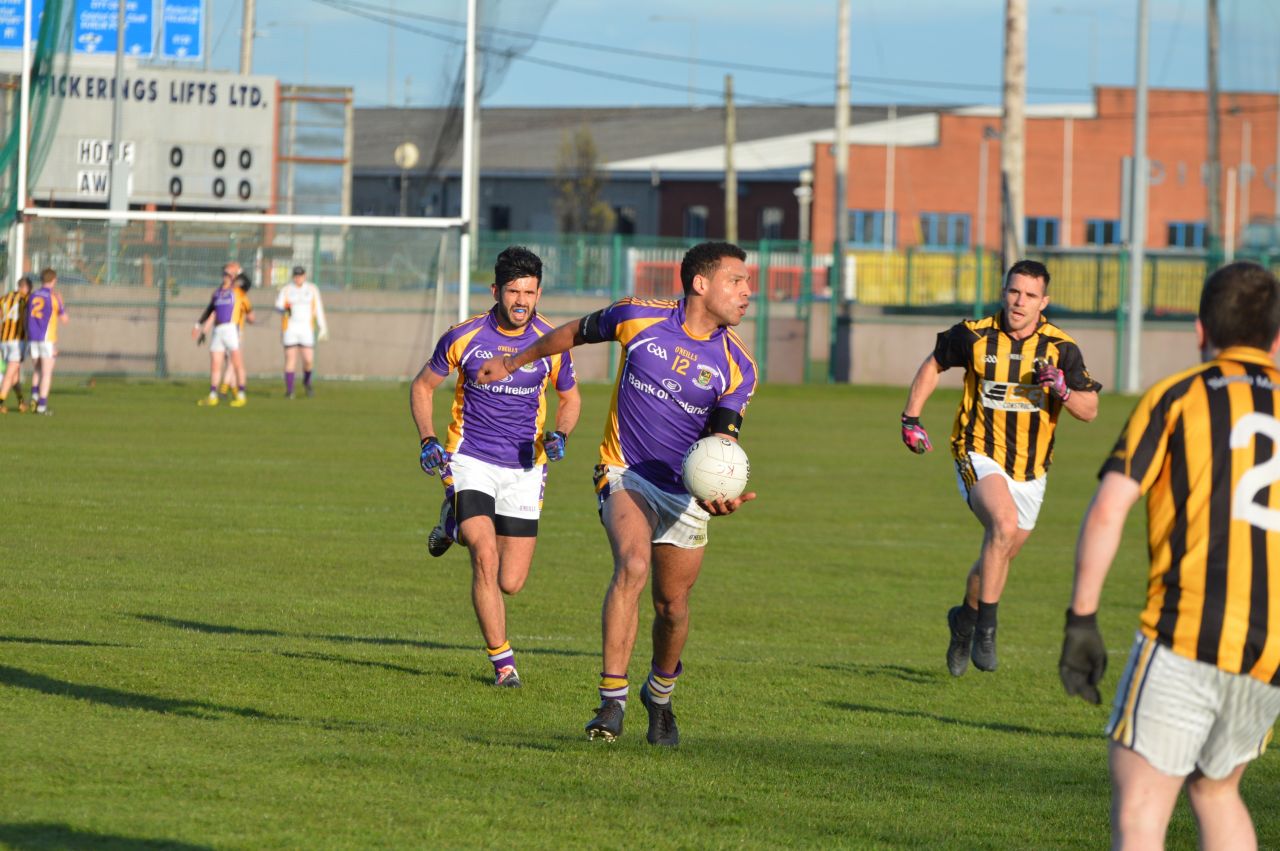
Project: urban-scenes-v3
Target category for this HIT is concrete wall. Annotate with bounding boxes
[46,284,1200,392]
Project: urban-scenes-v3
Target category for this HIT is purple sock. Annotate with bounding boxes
[304,370,312,388]
[209,385,217,394]
[285,372,295,395]
[238,385,245,394]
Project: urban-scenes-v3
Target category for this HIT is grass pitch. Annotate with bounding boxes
[2,378,1277,849]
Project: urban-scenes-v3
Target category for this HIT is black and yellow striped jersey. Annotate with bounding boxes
[934,311,1101,481]
[0,290,27,342]
[1102,346,1280,685]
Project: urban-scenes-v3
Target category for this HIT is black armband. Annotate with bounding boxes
[704,406,744,438]
[579,310,608,344]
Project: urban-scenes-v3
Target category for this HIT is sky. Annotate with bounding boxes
[202,0,1280,110]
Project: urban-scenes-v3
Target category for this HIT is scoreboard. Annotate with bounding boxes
[31,64,276,210]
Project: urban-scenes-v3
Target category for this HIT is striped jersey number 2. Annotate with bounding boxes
[1231,412,1280,532]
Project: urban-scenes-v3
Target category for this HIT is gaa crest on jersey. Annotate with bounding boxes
[695,365,715,388]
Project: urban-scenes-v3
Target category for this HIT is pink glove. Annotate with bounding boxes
[1035,362,1071,401]
[901,415,932,454]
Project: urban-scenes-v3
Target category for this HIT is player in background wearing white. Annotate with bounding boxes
[275,265,329,399]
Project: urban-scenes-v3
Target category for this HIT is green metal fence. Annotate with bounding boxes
[5,218,1252,381]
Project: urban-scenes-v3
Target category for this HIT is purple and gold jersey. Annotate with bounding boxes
[26,287,66,343]
[208,286,251,326]
[429,308,576,470]
[596,297,757,493]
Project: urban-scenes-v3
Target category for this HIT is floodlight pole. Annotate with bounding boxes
[1125,0,1150,394]
[240,0,256,74]
[12,0,32,287]
[457,0,477,322]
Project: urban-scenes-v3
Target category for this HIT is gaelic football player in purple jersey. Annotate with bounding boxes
[476,241,759,746]
[410,246,580,688]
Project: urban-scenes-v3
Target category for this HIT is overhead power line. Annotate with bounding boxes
[313,0,1090,101]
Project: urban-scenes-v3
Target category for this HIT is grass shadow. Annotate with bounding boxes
[0,664,286,722]
[0,823,214,850]
[829,700,1096,740]
[816,662,941,685]
[0,635,129,649]
[131,613,595,658]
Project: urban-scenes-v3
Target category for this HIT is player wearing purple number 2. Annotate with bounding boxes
[902,259,1101,677]
[475,241,758,747]
[410,246,580,689]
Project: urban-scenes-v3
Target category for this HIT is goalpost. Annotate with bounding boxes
[10,0,479,326]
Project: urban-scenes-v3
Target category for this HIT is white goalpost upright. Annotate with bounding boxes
[11,0,33,288]
[458,0,478,323]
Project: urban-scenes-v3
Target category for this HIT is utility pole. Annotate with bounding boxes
[1126,0,1151,394]
[1001,0,1027,266]
[830,0,850,383]
[1207,0,1222,253]
[240,0,255,74]
[724,74,737,243]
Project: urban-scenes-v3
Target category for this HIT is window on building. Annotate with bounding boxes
[1167,221,1208,249]
[758,207,785,240]
[489,205,511,232]
[1085,218,1121,246]
[683,205,709,239]
[1025,216,1059,248]
[849,210,895,246]
[919,212,970,248]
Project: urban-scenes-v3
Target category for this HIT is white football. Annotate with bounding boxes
[681,437,750,502]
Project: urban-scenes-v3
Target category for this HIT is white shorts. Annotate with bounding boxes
[445,452,545,520]
[209,323,240,353]
[282,327,315,348]
[28,340,54,359]
[596,464,710,549]
[1,340,26,362]
[955,451,1047,531]
[1108,632,1280,779]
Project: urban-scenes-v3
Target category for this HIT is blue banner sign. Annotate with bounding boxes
[0,0,47,50]
[160,0,200,61]
[74,0,153,57]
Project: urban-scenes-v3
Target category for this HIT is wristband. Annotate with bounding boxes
[901,414,921,426]
[1065,608,1096,627]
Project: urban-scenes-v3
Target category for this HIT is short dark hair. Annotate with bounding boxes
[1199,261,1280,350]
[234,273,252,292]
[1004,259,1050,291]
[40,268,56,284]
[680,241,747,295]
[17,275,32,291]
[494,246,542,288]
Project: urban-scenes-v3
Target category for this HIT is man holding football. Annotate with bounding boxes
[475,240,758,747]
[410,246,580,689]
[901,259,1101,677]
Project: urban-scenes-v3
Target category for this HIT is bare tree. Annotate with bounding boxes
[553,126,616,234]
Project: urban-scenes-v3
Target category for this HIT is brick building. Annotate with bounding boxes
[810,87,1280,254]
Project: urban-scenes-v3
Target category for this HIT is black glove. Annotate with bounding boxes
[1059,609,1107,705]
